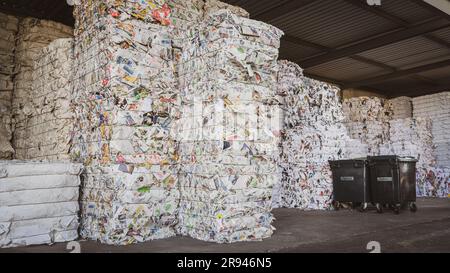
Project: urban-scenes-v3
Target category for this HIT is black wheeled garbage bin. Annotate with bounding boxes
[329,159,371,212]
[368,156,418,214]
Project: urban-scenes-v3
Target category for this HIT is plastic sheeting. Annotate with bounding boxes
[176,10,283,243]
[275,61,367,210]
[0,12,18,159]
[11,18,73,159]
[13,38,74,161]
[0,161,83,248]
[71,0,204,245]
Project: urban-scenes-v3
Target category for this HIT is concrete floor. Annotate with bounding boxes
[1,198,449,253]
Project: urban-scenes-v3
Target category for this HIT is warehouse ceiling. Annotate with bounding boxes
[0,0,449,98]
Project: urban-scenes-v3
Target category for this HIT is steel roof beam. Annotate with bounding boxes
[300,18,450,68]
[345,59,450,88]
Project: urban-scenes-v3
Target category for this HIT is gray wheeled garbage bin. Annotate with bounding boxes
[368,156,418,214]
[329,159,371,212]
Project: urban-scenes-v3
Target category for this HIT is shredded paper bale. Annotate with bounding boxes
[13,38,75,161]
[0,12,18,159]
[176,10,283,243]
[0,161,83,248]
[276,61,366,210]
[12,18,73,159]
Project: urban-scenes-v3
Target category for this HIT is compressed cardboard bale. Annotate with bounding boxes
[176,9,283,243]
[0,161,82,248]
[71,0,202,245]
[0,12,19,159]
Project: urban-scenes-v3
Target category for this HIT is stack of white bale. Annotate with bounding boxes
[413,92,450,169]
[277,61,367,210]
[0,161,83,248]
[176,9,283,243]
[71,0,204,245]
[13,38,74,161]
[0,13,19,159]
[12,18,73,159]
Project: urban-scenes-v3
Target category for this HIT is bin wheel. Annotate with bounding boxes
[376,203,383,214]
[353,202,362,210]
[359,203,368,212]
[409,203,417,213]
[332,201,340,211]
[393,205,400,215]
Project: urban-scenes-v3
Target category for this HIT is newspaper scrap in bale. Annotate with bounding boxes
[13,38,75,161]
[276,61,367,210]
[203,0,250,18]
[176,10,284,243]
[0,12,19,159]
[342,97,393,156]
[72,0,202,245]
[390,96,412,120]
[382,118,435,167]
[413,92,450,169]
[343,95,448,197]
[12,18,73,159]
[0,161,83,248]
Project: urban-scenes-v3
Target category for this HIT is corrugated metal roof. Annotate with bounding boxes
[0,0,448,97]
[269,0,398,49]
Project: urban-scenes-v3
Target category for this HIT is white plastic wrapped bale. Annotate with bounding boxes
[389,96,412,120]
[13,38,74,161]
[71,0,199,245]
[0,161,83,248]
[176,10,283,243]
[276,61,366,210]
[12,18,73,159]
[0,12,19,159]
[413,92,450,169]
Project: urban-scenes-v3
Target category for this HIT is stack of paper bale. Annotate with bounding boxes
[412,92,450,197]
[342,97,393,155]
[0,161,83,248]
[390,96,412,120]
[71,0,204,245]
[13,38,74,161]
[11,18,73,159]
[203,0,250,17]
[276,61,367,210]
[0,12,19,159]
[385,118,435,166]
[176,9,283,243]
[413,92,450,169]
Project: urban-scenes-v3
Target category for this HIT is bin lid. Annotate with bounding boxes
[368,155,418,163]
